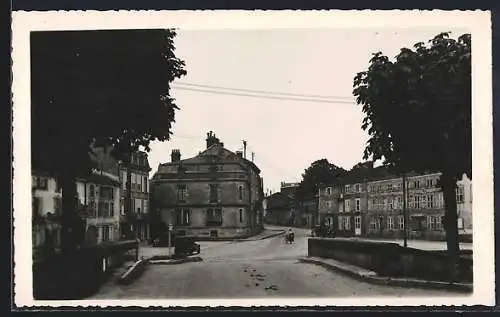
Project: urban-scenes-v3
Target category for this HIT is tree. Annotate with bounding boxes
[353,32,471,278]
[31,29,187,253]
[296,159,347,199]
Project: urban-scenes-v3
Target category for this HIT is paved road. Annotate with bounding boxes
[91,228,462,299]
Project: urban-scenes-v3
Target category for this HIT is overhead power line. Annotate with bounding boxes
[173,82,354,100]
[171,86,356,104]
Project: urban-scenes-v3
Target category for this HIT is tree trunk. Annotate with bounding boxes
[59,172,79,254]
[441,172,460,281]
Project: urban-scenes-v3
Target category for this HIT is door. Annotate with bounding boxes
[354,216,362,236]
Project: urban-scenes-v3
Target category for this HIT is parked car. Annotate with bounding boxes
[313,225,336,238]
[174,236,201,258]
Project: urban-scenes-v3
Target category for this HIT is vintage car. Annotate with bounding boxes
[173,236,201,258]
[313,225,336,238]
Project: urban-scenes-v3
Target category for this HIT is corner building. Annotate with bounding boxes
[150,132,264,239]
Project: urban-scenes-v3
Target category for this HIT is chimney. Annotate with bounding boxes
[171,149,181,162]
[236,151,243,158]
[206,130,221,149]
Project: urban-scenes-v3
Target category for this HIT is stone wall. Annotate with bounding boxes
[308,238,473,282]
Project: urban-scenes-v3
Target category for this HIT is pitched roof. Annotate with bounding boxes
[77,173,120,187]
[160,142,261,174]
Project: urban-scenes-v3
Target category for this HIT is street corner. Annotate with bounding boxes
[118,259,149,285]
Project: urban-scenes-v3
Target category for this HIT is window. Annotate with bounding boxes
[386,184,392,192]
[415,196,421,209]
[344,216,351,230]
[399,216,404,229]
[437,193,444,208]
[383,198,388,210]
[100,186,114,200]
[408,196,414,208]
[427,216,442,230]
[89,185,95,199]
[370,218,379,230]
[414,180,420,189]
[427,195,435,208]
[421,195,428,208]
[143,201,148,214]
[34,176,48,190]
[206,208,222,226]
[176,209,191,226]
[239,209,244,223]
[339,202,343,213]
[177,185,187,202]
[426,179,434,188]
[387,216,394,229]
[102,226,110,242]
[354,184,360,193]
[135,198,142,214]
[327,187,332,195]
[89,201,96,217]
[355,198,361,211]
[209,184,218,203]
[396,197,402,209]
[144,176,148,192]
[345,200,351,212]
[98,201,111,217]
[345,185,350,193]
[388,198,394,210]
[456,186,464,204]
[238,185,243,200]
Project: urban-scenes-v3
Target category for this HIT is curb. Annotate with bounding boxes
[118,259,148,285]
[149,256,203,265]
[231,230,286,242]
[298,257,473,293]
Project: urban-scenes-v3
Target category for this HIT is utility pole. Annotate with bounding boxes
[403,173,408,248]
[242,140,247,159]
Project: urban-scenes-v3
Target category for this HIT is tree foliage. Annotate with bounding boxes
[296,159,347,199]
[31,29,187,252]
[353,32,471,265]
[353,32,471,178]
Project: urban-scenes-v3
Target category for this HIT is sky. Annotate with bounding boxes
[146,27,468,193]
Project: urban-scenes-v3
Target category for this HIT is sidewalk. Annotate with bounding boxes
[299,256,473,293]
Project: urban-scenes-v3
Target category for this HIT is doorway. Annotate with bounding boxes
[354,216,362,236]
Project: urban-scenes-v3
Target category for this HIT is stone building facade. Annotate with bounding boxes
[32,169,121,253]
[118,151,151,241]
[150,132,264,239]
[318,166,472,240]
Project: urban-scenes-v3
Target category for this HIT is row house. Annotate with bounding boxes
[150,131,264,240]
[318,166,472,240]
[32,169,121,255]
[118,151,151,241]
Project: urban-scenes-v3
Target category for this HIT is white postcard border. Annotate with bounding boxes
[12,10,494,307]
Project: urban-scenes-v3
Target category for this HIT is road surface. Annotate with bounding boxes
[91,228,463,299]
